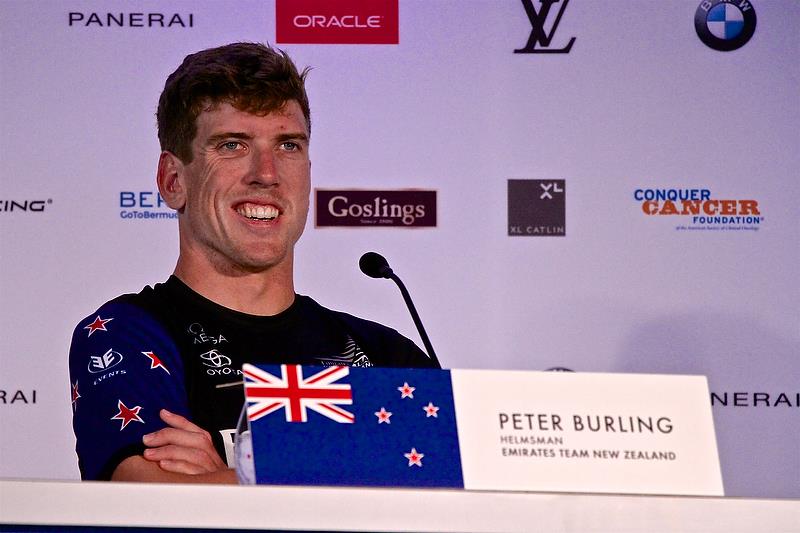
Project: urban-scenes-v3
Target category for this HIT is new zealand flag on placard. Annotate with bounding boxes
[243,364,464,488]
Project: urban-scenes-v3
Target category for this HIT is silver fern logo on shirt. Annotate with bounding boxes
[316,336,373,367]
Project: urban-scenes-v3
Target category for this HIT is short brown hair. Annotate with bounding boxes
[157,42,311,162]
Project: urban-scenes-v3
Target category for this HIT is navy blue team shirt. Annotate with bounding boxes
[69,276,436,480]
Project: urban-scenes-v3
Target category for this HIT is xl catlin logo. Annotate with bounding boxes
[508,180,566,236]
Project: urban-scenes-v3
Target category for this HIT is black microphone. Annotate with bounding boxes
[359,252,440,367]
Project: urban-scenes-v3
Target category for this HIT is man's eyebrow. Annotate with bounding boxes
[205,132,253,145]
[204,131,309,145]
[275,132,310,143]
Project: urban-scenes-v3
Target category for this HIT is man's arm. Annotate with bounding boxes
[112,456,237,484]
[70,301,195,480]
[112,409,236,484]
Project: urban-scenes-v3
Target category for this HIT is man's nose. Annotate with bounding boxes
[247,148,279,187]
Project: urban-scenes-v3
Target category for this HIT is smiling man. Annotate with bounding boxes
[68,43,436,483]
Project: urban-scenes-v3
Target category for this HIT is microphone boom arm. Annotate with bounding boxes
[387,272,440,367]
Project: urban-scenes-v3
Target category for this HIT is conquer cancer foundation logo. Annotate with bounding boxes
[633,188,762,231]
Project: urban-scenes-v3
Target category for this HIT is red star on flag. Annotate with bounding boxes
[111,400,144,430]
[423,402,439,418]
[398,382,415,399]
[141,351,171,374]
[84,315,113,337]
[404,448,424,467]
[374,407,392,424]
[71,381,81,410]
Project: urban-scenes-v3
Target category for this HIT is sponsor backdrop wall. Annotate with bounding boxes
[1,0,797,498]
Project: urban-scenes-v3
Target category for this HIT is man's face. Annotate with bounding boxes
[175,100,311,274]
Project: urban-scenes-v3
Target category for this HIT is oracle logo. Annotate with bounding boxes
[292,15,382,29]
[276,0,398,45]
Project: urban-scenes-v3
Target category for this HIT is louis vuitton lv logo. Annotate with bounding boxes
[515,0,576,54]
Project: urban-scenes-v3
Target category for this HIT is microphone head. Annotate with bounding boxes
[359,252,393,279]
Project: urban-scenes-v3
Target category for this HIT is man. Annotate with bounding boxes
[69,42,436,484]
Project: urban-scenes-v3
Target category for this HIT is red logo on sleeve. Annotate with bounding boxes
[84,316,113,336]
[111,400,144,430]
[142,351,171,375]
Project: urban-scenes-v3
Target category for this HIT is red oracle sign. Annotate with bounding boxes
[276,0,399,44]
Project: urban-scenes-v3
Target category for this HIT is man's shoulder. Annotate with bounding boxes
[70,281,175,341]
[297,295,439,369]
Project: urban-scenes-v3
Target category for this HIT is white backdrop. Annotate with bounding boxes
[1,0,797,498]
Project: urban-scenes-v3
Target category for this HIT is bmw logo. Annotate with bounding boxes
[695,0,757,51]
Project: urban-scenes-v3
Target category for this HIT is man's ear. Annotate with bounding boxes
[157,151,187,211]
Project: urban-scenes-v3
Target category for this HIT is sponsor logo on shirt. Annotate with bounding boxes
[316,335,373,367]
[188,322,228,345]
[201,349,242,377]
[88,348,124,373]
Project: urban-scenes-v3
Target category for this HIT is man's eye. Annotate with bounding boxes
[281,142,299,151]
[221,141,242,151]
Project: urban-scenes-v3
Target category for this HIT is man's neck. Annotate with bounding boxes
[173,258,296,316]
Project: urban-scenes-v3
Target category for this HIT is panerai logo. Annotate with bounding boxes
[315,190,436,228]
[68,12,195,28]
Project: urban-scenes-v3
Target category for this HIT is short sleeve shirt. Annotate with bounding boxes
[69,277,436,480]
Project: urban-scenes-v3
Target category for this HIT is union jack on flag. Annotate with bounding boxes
[244,364,354,424]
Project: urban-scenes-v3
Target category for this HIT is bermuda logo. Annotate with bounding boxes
[694,0,757,51]
[515,0,575,54]
[119,190,176,220]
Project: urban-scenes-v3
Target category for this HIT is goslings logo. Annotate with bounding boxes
[694,0,756,51]
[514,0,575,54]
[315,190,436,228]
[634,188,762,231]
[68,12,194,28]
[508,180,566,236]
[119,191,176,220]
[276,0,399,45]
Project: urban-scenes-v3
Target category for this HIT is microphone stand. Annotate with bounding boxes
[386,272,440,367]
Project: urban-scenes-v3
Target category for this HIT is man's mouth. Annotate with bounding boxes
[235,203,279,221]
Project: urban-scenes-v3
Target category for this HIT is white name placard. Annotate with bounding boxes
[452,370,723,496]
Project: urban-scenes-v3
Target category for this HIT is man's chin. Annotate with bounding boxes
[230,251,291,274]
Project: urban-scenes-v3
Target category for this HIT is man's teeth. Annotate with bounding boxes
[237,204,278,220]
